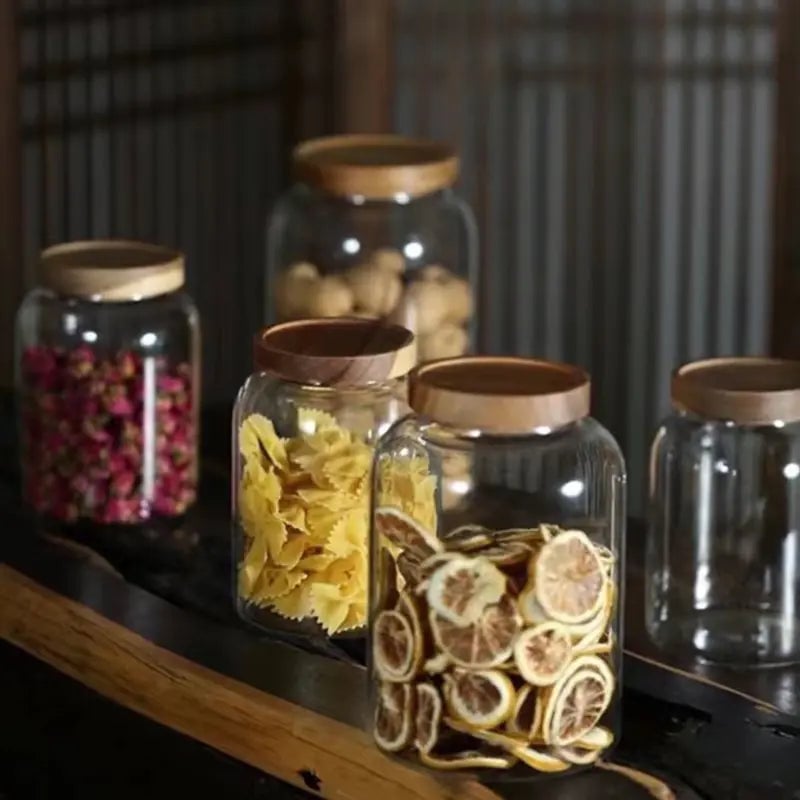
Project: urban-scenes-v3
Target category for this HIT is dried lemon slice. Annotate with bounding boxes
[552,744,601,765]
[396,591,425,676]
[373,609,416,682]
[518,583,549,625]
[575,725,614,750]
[509,745,570,773]
[442,524,494,552]
[475,541,533,568]
[374,682,414,753]
[534,530,606,624]
[444,669,515,730]
[507,684,543,740]
[424,652,451,675]
[426,556,507,627]
[375,506,441,556]
[543,657,614,747]
[414,683,442,754]
[514,622,573,686]
[445,716,529,751]
[419,749,515,771]
[430,594,521,668]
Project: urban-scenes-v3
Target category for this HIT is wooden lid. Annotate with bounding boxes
[253,318,416,388]
[409,356,591,434]
[672,357,800,424]
[41,240,184,301]
[292,135,459,200]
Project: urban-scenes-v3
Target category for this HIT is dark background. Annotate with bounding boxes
[0,0,799,511]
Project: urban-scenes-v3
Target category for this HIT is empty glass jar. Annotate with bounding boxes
[647,357,800,665]
[369,357,625,777]
[265,134,478,362]
[233,318,414,650]
[15,240,200,532]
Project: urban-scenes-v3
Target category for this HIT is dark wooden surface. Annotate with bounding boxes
[0,404,798,798]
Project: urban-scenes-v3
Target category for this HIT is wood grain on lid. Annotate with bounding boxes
[672,357,800,424]
[292,134,459,200]
[409,356,591,434]
[253,318,416,388]
[41,240,184,301]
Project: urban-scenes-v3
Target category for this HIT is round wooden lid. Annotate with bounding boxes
[672,357,800,424]
[292,134,459,200]
[409,356,591,434]
[41,240,184,301]
[253,318,416,388]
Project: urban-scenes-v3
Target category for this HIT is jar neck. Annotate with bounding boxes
[300,183,453,208]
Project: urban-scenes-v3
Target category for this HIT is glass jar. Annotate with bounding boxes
[369,357,625,777]
[15,240,200,532]
[266,135,478,363]
[233,318,415,650]
[647,357,800,665]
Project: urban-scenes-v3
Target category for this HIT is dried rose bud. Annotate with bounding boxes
[110,470,136,498]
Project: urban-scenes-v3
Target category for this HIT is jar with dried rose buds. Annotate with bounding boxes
[232,318,414,653]
[265,135,478,363]
[15,240,200,531]
[369,357,625,778]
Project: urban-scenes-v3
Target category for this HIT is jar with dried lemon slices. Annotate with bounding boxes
[233,318,416,650]
[369,357,625,777]
[265,135,477,363]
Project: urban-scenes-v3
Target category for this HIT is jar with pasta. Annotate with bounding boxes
[233,318,415,650]
[369,357,625,778]
[265,135,478,363]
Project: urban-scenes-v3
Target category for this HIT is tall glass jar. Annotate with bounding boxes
[15,240,200,532]
[369,357,625,778]
[647,357,800,665]
[266,135,478,363]
[233,318,414,651]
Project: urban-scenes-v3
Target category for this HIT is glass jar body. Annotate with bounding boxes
[647,412,800,665]
[15,287,200,530]
[232,372,408,650]
[369,415,625,777]
[266,185,478,361]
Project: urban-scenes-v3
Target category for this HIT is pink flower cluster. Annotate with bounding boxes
[20,344,197,525]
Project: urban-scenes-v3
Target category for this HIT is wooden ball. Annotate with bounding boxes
[418,323,469,360]
[306,276,354,317]
[372,247,405,275]
[275,270,319,320]
[403,280,449,335]
[286,261,319,280]
[444,277,473,324]
[418,264,451,282]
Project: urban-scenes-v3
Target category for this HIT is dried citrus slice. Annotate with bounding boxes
[445,716,529,751]
[444,669,515,730]
[543,657,614,747]
[475,541,533,568]
[423,653,451,674]
[373,609,416,682]
[395,551,423,587]
[430,594,522,668]
[374,682,414,753]
[514,622,573,687]
[534,530,606,624]
[375,506,441,556]
[509,745,570,773]
[507,684,543,740]
[414,683,442,754]
[518,582,549,625]
[442,524,493,552]
[426,556,506,627]
[419,749,515,771]
[396,591,425,675]
[575,725,614,750]
[495,526,552,545]
[552,745,601,765]
[571,582,615,649]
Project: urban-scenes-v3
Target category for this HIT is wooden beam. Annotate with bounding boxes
[0,1,22,386]
[333,0,393,133]
[771,0,800,356]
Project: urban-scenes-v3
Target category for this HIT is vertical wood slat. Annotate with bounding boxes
[0,0,23,386]
[771,0,800,357]
[333,0,393,132]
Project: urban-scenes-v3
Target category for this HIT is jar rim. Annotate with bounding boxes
[253,318,416,388]
[672,357,800,425]
[409,356,591,434]
[40,239,184,302]
[292,134,459,201]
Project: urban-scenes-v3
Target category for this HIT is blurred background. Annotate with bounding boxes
[0,0,798,511]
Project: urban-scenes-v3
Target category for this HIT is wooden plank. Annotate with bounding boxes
[333,0,393,132]
[771,0,800,356]
[0,0,23,387]
[0,563,499,800]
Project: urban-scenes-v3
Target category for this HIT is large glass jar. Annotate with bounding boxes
[369,357,625,778]
[647,357,800,665]
[15,241,199,532]
[233,318,415,650]
[266,135,478,363]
